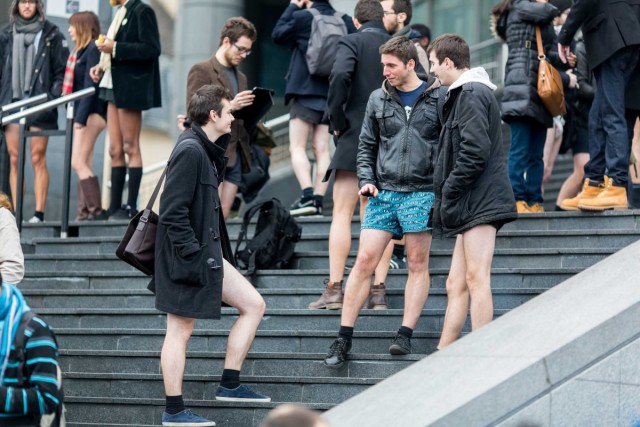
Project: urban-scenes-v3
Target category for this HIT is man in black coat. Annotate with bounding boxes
[308,0,391,311]
[150,85,269,426]
[557,0,640,211]
[428,34,517,349]
[91,0,162,220]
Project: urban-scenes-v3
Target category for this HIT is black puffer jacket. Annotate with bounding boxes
[433,69,517,238]
[358,74,446,192]
[501,0,562,128]
[0,20,68,128]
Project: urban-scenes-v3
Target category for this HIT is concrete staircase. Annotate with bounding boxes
[15,155,640,427]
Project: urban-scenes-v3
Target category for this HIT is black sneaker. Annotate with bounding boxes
[389,334,411,355]
[109,205,137,221]
[388,253,407,269]
[290,197,322,217]
[324,338,351,369]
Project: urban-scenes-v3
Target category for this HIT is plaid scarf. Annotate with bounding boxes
[61,50,77,96]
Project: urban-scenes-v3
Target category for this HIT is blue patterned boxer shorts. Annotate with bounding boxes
[361,190,435,239]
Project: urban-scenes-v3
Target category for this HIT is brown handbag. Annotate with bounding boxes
[535,26,566,116]
[115,166,167,276]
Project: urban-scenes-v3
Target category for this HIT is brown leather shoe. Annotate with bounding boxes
[308,280,343,309]
[560,178,603,210]
[366,283,388,310]
[75,181,89,221]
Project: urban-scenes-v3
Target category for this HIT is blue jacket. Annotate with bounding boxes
[272,1,356,105]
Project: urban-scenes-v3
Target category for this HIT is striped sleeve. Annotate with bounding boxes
[0,317,62,416]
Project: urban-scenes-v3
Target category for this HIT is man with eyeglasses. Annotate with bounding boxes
[380,0,429,72]
[184,17,257,219]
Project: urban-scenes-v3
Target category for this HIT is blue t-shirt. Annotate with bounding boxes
[397,81,426,120]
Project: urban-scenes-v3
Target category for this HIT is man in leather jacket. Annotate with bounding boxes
[324,36,445,368]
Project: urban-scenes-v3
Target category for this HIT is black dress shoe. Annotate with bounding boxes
[389,333,411,355]
[109,205,137,221]
[324,338,351,369]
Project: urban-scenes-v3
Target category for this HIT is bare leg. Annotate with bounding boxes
[437,235,469,349]
[107,103,125,166]
[72,114,106,180]
[328,171,359,283]
[341,229,392,327]
[116,109,142,167]
[221,259,266,370]
[311,123,330,197]
[161,313,194,395]
[288,118,313,191]
[400,232,432,329]
[542,123,563,191]
[556,153,589,205]
[5,124,21,207]
[465,225,496,330]
[219,181,239,220]
[29,129,49,213]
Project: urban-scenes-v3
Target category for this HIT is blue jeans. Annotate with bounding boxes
[584,46,640,185]
[508,119,547,204]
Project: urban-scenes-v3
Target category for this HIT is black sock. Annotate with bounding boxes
[555,205,565,211]
[127,167,143,211]
[302,187,313,199]
[393,244,405,258]
[220,369,240,389]
[165,395,185,415]
[398,326,413,339]
[109,166,126,213]
[33,211,44,221]
[313,194,324,206]
[338,326,354,341]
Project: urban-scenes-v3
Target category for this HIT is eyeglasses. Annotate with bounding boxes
[19,0,37,4]
[383,11,397,15]
[233,43,252,56]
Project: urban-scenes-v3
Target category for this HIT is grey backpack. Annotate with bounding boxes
[305,8,348,77]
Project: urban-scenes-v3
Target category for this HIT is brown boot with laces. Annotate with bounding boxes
[366,283,388,310]
[308,279,343,309]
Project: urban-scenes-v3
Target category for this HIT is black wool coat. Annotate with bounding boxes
[148,128,233,319]
[324,21,391,180]
[557,0,640,70]
[500,0,563,128]
[111,0,162,110]
[0,20,68,129]
[433,82,517,239]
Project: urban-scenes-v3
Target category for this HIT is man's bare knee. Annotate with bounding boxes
[446,275,467,296]
[465,269,490,293]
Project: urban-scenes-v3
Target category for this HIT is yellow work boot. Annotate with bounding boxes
[528,203,545,213]
[560,178,603,211]
[516,200,531,214]
[578,176,628,211]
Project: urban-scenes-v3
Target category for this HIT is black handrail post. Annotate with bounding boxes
[16,116,27,232]
[60,102,74,238]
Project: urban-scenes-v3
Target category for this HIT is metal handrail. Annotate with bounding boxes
[7,87,96,237]
[1,94,48,113]
[2,87,95,125]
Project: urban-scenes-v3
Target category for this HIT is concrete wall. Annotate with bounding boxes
[324,240,640,427]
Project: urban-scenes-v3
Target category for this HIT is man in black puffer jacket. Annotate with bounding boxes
[428,34,517,349]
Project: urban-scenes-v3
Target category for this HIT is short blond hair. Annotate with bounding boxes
[0,192,14,213]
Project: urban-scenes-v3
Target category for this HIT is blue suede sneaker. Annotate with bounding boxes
[214,384,271,402]
[162,409,215,426]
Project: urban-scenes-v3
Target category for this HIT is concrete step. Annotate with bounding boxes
[18,267,582,290]
[59,349,420,379]
[22,248,616,272]
[292,248,615,270]
[64,397,329,427]
[34,308,507,331]
[20,210,640,243]
[22,287,544,311]
[54,328,442,354]
[63,372,378,404]
[26,229,640,254]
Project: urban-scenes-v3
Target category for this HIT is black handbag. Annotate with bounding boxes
[115,166,167,276]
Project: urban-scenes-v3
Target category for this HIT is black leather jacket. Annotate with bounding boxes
[357,74,446,192]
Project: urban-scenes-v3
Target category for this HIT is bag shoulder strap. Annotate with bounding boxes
[306,7,319,17]
[535,26,544,58]
[144,167,168,211]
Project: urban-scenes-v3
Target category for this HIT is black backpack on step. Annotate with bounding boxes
[234,198,302,278]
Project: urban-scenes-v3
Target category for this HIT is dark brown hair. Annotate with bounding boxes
[187,85,232,126]
[382,0,413,25]
[219,17,257,46]
[379,36,418,65]
[355,0,384,24]
[427,34,471,69]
